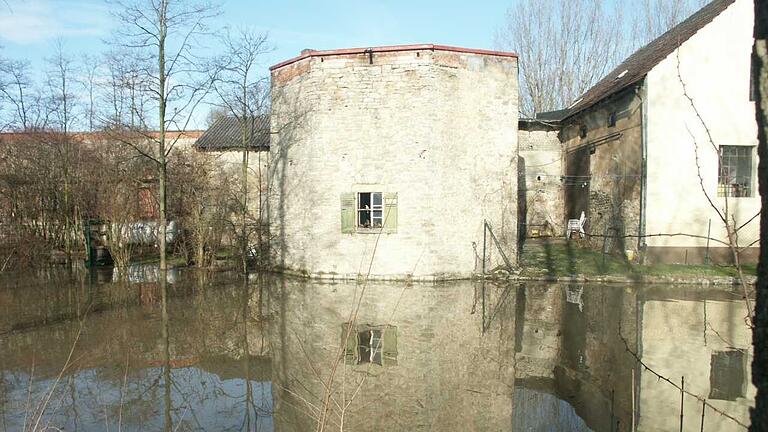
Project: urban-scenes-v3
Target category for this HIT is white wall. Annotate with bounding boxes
[638,297,754,431]
[645,0,759,252]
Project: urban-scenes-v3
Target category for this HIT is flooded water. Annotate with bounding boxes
[0,268,754,431]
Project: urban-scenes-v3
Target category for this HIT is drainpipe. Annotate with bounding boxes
[638,79,649,262]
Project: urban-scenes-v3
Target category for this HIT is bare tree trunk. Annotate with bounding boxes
[242,75,249,274]
[112,0,217,272]
[752,0,768,430]
[211,29,269,273]
[158,2,168,272]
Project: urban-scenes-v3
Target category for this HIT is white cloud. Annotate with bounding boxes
[0,0,109,45]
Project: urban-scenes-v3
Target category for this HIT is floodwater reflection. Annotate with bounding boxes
[0,270,754,431]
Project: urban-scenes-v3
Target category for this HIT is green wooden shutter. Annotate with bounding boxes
[340,193,355,233]
[382,325,398,366]
[383,192,398,233]
[342,323,359,365]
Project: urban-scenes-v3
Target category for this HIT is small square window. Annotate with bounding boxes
[357,192,383,228]
[342,323,398,366]
[709,349,746,400]
[718,146,753,197]
[607,112,616,127]
[579,125,587,139]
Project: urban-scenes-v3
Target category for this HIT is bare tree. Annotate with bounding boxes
[0,58,46,131]
[87,138,156,271]
[45,41,81,262]
[496,0,711,117]
[751,0,768,429]
[495,0,627,116]
[109,0,220,270]
[629,0,709,49]
[81,55,100,132]
[168,150,236,267]
[211,28,270,272]
[101,50,153,130]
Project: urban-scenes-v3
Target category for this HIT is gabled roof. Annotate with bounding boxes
[559,0,735,121]
[195,115,270,151]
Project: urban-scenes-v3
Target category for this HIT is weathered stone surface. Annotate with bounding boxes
[269,48,519,279]
[519,124,564,237]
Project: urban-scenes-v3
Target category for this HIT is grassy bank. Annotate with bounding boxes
[519,238,757,279]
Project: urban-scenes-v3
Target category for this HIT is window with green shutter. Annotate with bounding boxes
[341,191,398,233]
[341,323,398,367]
[340,193,356,233]
[342,323,359,365]
[383,193,398,233]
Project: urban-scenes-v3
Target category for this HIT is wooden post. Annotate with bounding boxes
[700,399,706,432]
[705,219,711,264]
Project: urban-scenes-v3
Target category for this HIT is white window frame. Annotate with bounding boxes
[717,146,754,198]
[357,192,383,228]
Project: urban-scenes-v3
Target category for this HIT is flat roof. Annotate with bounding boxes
[270,44,518,71]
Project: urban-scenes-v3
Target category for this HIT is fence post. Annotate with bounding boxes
[705,219,711,265]
[482,220,487,275]
[680,376,685,432]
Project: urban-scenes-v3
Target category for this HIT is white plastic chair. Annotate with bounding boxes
[566,211,586,239]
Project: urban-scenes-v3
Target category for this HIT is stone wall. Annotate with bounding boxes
[518,122,564,237]
[267,278,517,431]
[269,47,519,279]
[561,88,644,257]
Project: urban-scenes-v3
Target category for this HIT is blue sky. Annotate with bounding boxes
[0,0,512,74]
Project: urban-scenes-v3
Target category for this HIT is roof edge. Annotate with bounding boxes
[270,44,518,71]
[562,77,645,122]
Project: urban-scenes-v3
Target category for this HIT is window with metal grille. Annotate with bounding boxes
[718,146,753,198]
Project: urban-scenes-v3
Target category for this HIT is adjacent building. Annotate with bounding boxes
[544,0,758,263]
[195,114,271,220]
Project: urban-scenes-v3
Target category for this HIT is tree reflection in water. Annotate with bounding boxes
[0,269,755,431]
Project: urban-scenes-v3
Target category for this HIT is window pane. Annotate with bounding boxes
[358,192,371,210]
[358,331,371,364]
[709,349,746,400]
[371,330,383,365]
[372,192,382,206]
[358,210,371,227]
[718,146,753,197]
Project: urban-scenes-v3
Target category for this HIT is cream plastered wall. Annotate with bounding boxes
[638,297,754,431]
[645,0,759,251]
[206,149,270,217]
